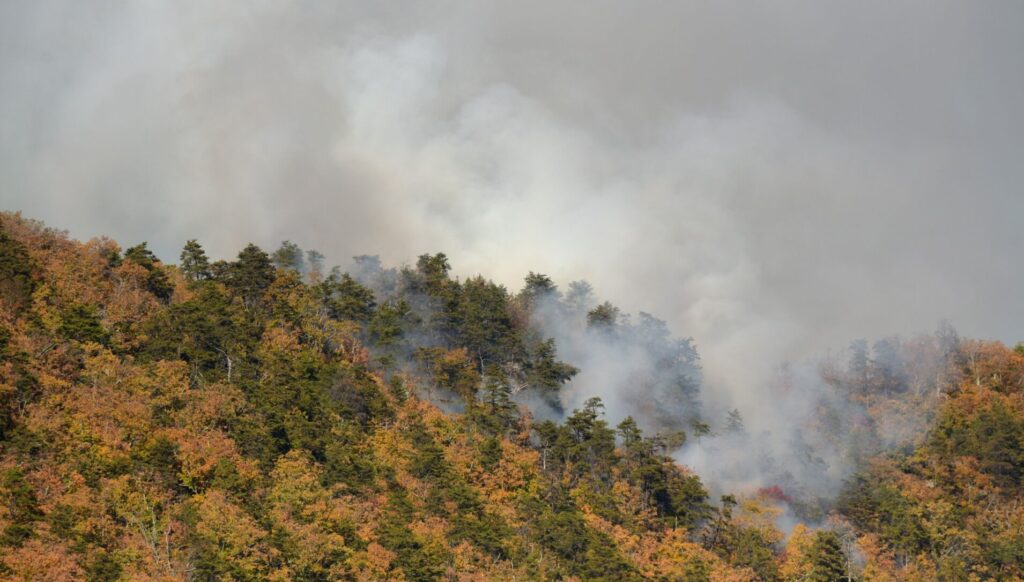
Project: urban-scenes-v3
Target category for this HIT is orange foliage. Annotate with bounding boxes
[1,538,86,581]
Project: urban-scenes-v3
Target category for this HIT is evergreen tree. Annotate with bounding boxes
[59,304,110,345]
[226,243,275,308]
[179,239,211,282]
[723,409,746,436]
[586,301,620,331]
[617,416,643,448]
[564,280,595,314]
[521,271,559,307]
[124,242,174,301]
[320,272,376,322]
[0,469,43,547]
[457,276,517,368]
[415,253,451,292]
[272,240,304,273]
[690,418,712,443]
[807,531,847,582]
[478,365,518,435]
[526,338,578,409]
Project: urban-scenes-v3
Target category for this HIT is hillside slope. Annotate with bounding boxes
[0,212,1022,581]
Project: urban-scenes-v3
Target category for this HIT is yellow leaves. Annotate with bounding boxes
[103,475,191,580]
[351,542,397,582]
[266,451,357,578]
[449,541,525,582]
[473,441,541,522]
[300,306,363,363]
[191,490,276,576]
[644,528,748,581]
[371,421,426,504]
[731,495,785,546]
[417,346,480,399]
[778,523,814,580]
[269,451,331,511]
[855,533,902,582]
[582,506,641,554]
[610,478,657,529]
[262,325,303,356]
[174,381,246,430]
[161,426,258,492]
[353,494,387,541]
[409,515,450,542]
[33,347,183,466]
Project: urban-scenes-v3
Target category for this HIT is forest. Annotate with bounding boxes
[1,210,1023,581]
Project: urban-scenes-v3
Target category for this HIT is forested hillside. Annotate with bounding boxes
[1,211,1022,581]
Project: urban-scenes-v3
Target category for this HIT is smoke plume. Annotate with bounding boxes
[3,1,1022,504]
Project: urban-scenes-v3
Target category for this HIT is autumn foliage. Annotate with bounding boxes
[1,212,1022,580]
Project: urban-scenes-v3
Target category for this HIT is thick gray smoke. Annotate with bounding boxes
[3,2,1022,503]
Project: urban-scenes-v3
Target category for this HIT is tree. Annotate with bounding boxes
[478,365,519,435]
[617,416,643,448]
[526,338,578,409]
[226,244,275,308]
[587,301,620,331]
[723,409,746,436]
[456,276,517,368]
[564,280,595,314]
[124,242,174,301]
[320,272,376,322]
[807,531,847,581]
[0,223,36,311]
[59,303,110,345]
[848,339,869,389]
[180,239,211,281]
[305,249,325,282]
[690,418,712,443]
[272,240,304,273]
[415,253,451,293]
[871,337,908,394]
[368,299,414,353]
[186,490,273,579]
[0,468,43,547]
[521,272,559,307]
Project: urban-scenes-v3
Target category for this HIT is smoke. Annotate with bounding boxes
[2,1,1022,507]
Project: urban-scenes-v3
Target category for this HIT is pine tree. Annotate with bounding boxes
[415,253,451,293]
[227,244,276,308]
[807,531,847,582]
[124,242,174,301]
[480,365,518,434]
[526,338,578,410]
[272,240,304,273]
[320,272,376,322]
[617,416,643,447]
[521,271,559,306]
[180,239,211,281]
[586,301,620,331]
[689,418,712,443]
[723,409,746,436]
[564,280,594,314]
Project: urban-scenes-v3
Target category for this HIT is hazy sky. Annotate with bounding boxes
[2,1,1022,393]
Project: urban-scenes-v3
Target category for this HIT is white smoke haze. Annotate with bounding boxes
[3,2,1023,508]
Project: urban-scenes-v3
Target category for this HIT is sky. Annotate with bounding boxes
[2,1,1023,396]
